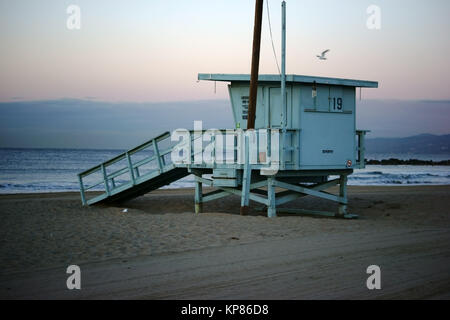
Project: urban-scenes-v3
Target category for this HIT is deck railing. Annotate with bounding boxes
[174,129,301,170]
[77,128,378,206]
[77,128,301,205]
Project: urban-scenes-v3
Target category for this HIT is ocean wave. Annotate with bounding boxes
[0,182,81,193]
[1,147,449,193]
[364,171,384,175]
[357,172,439,178]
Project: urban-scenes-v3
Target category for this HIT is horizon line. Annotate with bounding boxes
[1,133,449,152]
[1,98,450,105]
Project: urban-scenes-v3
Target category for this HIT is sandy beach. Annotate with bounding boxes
[0,185,449,299]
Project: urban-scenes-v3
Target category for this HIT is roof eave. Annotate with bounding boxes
[198,73,378,88]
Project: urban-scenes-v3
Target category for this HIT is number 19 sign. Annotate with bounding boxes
[330,97,343,113]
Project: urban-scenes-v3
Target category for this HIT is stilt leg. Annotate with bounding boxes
[240,206,249,215]
[338,174,348,217]
[240,135,251,215]
[267,177,276,218]
[195,174,203,214]
[240,167,252,215]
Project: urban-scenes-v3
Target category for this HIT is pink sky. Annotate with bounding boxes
[1,0,449,102]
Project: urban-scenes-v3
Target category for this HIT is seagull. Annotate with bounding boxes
[317,49,330,60]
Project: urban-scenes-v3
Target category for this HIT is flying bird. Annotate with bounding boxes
[317,49,330,60]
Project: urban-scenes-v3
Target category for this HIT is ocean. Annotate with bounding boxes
[0,148,449,194]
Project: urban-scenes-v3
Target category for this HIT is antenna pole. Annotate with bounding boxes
[281,1,287,132]
[281,1,287,170]
[247,0,264,130]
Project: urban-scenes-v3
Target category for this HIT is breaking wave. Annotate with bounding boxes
[0,148,449,193]
[349,167,450,186]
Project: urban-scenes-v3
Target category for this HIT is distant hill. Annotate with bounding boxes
[366,134,450,154]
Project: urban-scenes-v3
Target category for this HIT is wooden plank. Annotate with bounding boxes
[109,182,134,197]
[195,175,203,214]
[127,132,171,155]
[267,178,276,218]
[202,190,230,203]
[274,180,347,204]
[134,170,161,185]
[107,167,130,181]
[276,191,304,206]
[219,187,269,206]
[86,193,108,206]
[240,135,252,214]
[101,164,111,196]
[194,176,213,187]
[84,180,105,191]
[133,155,157,169]
[78,175,87,206]
[153,140,164,172]
[250,180,268,190]
[126,153,136,185]
[275,179,339,206]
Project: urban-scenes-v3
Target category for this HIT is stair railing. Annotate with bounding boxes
[78,132,172,205]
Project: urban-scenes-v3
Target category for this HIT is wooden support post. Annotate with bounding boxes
[240,165,252,215]
[240,135,251,215]
[338,174,348,217]
[126,153,136,185]
[267,177,276,218]
[194,174,203,214]
[78,174,87,206]
[101,164,111,196]
[247,0,264,130]
[153,140,164,173]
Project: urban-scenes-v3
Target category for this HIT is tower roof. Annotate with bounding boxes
[198,73,378,88]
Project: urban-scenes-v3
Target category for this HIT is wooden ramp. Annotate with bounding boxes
[78,132,189,206]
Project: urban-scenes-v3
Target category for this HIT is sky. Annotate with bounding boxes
[1,0,450,102]
[0,0,449,149]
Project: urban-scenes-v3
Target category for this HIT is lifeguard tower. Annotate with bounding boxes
[176,73,377,218]
[77,1,378,218]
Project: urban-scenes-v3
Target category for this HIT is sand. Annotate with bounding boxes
[0,185,449,299]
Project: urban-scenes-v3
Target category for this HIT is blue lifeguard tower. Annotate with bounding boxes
[77,1,378,218]
[77,72,377,218]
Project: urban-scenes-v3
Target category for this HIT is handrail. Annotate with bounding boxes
[78,131,173,205]
[176,128,300,168]
[79,131,170,177]
[78,128,301,206]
